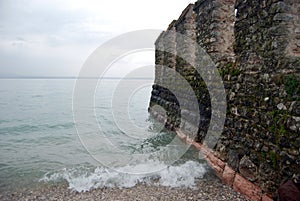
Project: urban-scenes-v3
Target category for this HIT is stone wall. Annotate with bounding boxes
[225,0,300,193]
[149,0,300,196]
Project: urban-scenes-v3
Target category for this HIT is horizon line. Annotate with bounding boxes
[0,76,155,80]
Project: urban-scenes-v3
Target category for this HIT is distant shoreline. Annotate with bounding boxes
[0,76,154,80]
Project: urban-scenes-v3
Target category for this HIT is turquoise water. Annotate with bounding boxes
[0,79,208,192]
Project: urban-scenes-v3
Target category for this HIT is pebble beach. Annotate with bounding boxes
[0,178,250,201]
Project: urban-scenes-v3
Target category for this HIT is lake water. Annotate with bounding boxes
[0,79,209,193]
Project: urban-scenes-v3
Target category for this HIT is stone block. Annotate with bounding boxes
[239,155,258,182]
[226,150,240,171]
[233,174,262,201]
[206,152,225,176]
[207,159,224,177]
[209,153,225,169]
[222,165,236,187]
[262,194,274,201]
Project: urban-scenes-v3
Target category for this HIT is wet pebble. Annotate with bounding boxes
[0,179,250,201]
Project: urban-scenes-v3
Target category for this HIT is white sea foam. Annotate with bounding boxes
[40,160,207,192]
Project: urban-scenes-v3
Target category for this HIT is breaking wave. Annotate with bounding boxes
[40,160,207,192]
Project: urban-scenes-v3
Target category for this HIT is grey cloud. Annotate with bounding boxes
[0,1,115,76]
[0,0,190,77]
[0,1,111,46]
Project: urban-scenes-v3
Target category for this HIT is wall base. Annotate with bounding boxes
[175,129,274,201]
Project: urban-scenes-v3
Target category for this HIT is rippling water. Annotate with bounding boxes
[0,79,209,192]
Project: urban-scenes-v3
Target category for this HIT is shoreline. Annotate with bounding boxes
[0,178,249,201]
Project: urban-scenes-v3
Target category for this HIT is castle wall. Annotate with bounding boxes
[149,0,300,196]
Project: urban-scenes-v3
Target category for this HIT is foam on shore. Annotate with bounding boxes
[40,160,206,192]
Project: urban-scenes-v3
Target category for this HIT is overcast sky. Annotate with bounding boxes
[0,0,194,77]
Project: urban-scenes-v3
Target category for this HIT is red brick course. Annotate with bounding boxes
[233,174,262,201]
[175,129,274,201]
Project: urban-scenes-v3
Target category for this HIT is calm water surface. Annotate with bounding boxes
[0,79,209,192]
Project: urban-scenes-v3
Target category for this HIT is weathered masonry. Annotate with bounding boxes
[149,0,300,197]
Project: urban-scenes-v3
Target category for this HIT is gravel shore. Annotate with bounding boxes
[0,178,250,201]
